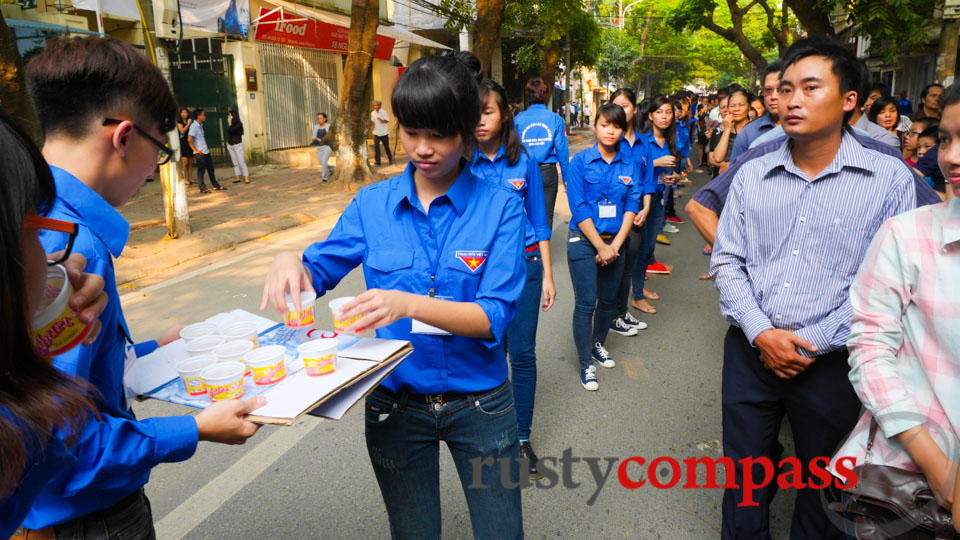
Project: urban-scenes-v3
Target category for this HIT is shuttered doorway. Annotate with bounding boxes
[258,42,339,151]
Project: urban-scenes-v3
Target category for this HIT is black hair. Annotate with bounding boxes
[194,107,205,120]
[637,98,653,133]
[448,50,483,82]
[938,80,960,112]
[647,95,678,157]
[912,117,939,133]
[921,83,944,100]
[595,103,628,132]
[0,113,95,496]
[918,125,939,142]
[392,53,481,150]
[609,88,640,133]
[726,89,753,122]
[525,77,550,105]
[867,95,898,126]
[855,60,872,108]
[177,107,191,126]
[228,109,241,127]
[868,82,889,98]
[478,79,525,166]
[781,36,863,125]
[762,60,782,84]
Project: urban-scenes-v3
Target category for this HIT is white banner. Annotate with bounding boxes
[72,0,140,21]
[179,0,250,37]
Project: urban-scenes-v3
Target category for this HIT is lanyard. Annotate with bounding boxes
[412,201,457,298]
[597,150,622,204]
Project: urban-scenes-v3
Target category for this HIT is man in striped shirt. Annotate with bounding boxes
[710,37,918,539]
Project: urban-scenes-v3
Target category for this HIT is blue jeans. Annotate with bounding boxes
[364,381,524,540]
[566,230,625,370]
[632,195,664,301]
[316,145,332,180]
[616,227,640,316]
[507,248,543,441]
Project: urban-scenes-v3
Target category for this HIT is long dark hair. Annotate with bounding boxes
[647,95,678,157]
[478,79,525,166]
[229,109,242,128]
[0,114,95,496]
[177,107,191,126]
[637,98,652,133]
[610,88,640,134]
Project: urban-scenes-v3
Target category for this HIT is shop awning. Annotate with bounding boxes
[261,0,450,50]
[5,18,100,35]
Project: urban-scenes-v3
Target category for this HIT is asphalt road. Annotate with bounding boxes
[122,147,796,539]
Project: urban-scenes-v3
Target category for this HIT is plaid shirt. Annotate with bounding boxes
[833,198,960,471]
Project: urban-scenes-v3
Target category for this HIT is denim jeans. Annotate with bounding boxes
[316,144,332,180]
[364,381,524,540]
[195,153,220,191]
[507,248,543,441]
[566,230,625,370]
[538,164,559,230]
[632,195,664,301]
[615,227,641,316]
[54,489,155,540]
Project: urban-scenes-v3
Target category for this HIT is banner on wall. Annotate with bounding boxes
[180,0,251,37]
[72,0,140,20]
[254,7,394,60]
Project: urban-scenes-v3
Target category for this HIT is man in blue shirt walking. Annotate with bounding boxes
[711,37,917,539]
[515,77,570,230]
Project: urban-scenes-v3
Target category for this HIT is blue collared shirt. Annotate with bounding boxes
[640,131,675,194]
[302,163,526,394]
[675,120,691,159]
[471,145,551,248]
[730,113,776,162]
[187,121,209,154]
[29,167,198,528]
[565,144,641,234]
[619,132,653,196]
[693,132,942,216]
[514,104,570,180]
[711,131,917,355]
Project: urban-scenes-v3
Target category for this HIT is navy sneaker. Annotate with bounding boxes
[581,365,599,391]
[592,342,615,368]
[622,312,648,330]
[609,316,639,336]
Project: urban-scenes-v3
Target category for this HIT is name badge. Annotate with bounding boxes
[411,295,453,336]
[599,204,617,219]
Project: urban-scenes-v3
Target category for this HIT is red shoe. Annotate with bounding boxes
[666,215,685,224]
[647,261,671,274]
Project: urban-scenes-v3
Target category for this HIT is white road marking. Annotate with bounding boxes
[154,416,320,540]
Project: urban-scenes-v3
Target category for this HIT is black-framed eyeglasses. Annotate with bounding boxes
[23,215,79,266]
[103,118,175,165]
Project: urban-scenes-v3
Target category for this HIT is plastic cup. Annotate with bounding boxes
[213,340,255,377]
[30,264,91,357]
[184,335,226,357]
[201,362,245,402]
[221,322,260,348]
[245,345,287,386]
[180,322,218,344]
[285,291,317,328]
[176,355,217,396]
[297,338,339,376]
[328,297,363,333]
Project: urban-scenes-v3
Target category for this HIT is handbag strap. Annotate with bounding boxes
[864,417,879,465]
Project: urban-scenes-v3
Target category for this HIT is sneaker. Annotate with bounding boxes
[666,215,685,224]
[520,441,543,479]
[663,223,680,234]
[610,316,639,336]
[580,365,599,391]
[647,261,671,274]
[656,234,671,245]
[592,342,616,368]
[622,312,648,330]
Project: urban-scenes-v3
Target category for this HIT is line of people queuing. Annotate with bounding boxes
[3,34,958,540]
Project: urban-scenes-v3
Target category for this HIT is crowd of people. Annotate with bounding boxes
[1,32,958,540]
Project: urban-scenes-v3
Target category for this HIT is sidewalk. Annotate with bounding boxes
[117,130,596,285]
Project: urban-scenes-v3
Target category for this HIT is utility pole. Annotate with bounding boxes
[564,32,572,127]
[936,18,960,86]
[618,0,644,30]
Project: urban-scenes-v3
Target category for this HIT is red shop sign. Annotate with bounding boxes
[255,7,394,60]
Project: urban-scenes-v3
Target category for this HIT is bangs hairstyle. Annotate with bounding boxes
[0,114,95,497]
[610,88,639,132]
[478,79,525,166]
[27,37,178,138]
[594,103,628,131]
[392,54,481,149]
[936,80,960,113]
[867,95,899,124]
[780,36,862,125]
[647,95,679,157]
[177,107,191,125]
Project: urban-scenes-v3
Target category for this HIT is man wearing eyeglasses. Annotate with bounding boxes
[20,37,263,540]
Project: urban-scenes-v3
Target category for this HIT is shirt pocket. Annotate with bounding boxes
[581,170,603,203]
[446,250,488,295]
[364,250,415,290]
[813,217,871,278]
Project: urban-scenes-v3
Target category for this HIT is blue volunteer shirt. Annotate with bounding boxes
[514,104,570,180]
[619,133,655,196]
[675,119,691,160]
[29,167,198,528]
[471,145,551,248]
[566,144,641,235]
[641,131,675,194]
[302,163,526,394]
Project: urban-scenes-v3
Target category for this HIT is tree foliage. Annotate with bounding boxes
[506,0,601,89]
[822,0,938,59]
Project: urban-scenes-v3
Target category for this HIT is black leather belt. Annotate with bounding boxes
[376,386,470,404]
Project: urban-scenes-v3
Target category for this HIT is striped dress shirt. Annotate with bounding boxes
[711,131,917,356]
[833,198,960,471]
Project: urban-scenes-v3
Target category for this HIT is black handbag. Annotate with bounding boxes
[829,420,959,539]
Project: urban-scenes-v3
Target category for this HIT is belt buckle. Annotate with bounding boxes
[424,394,444,404]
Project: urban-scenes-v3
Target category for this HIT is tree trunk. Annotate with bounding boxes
[936,19,960,85]
[783,0,834,36]
[638,3,655,59]
[332,0,381,189]
[541,42,562,95]
[0,11,41,142]
[472,0,505,78]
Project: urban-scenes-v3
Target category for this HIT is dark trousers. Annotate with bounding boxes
[567,230,625,370]
[195,153,220,190]
[55,489,155,540]
[373,134,393,164]
[506,248,543,441]
[630,196,663,301]
[616,227,641,316]
[538,164,559,230]
[720,326,860,540]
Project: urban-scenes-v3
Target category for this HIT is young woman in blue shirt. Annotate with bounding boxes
[473,79,555,480]
[565,104,641,391]
[262,53,527,539]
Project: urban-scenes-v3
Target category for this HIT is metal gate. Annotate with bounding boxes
[169,50,239,164]
[259,42,339,151]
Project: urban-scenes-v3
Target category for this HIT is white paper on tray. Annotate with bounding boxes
[308,354,405,420]
[246,357,379,420]
[340,338,410,361]
[123,309,280,396]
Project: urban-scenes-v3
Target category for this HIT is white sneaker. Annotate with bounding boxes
[622,312,648,330]
[592,342,616,368]
[609,316,639,336]
[580,365,599,391]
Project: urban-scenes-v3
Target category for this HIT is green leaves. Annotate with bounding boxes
[819,0,937,59]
